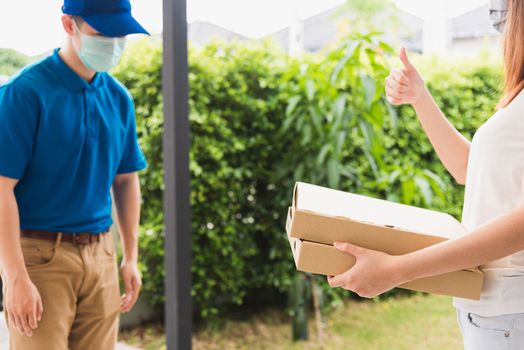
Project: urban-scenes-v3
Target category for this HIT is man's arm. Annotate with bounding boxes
[112,172,143,313]
[0,175,43,336]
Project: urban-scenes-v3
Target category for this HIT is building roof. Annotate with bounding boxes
[267,3,500,55]
[266,4,424,53]
[451,4,499,39]
[188,21,247,46]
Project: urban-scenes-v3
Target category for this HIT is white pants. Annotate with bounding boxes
[456,308,524,349]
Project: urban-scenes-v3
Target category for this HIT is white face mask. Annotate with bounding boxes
[489,0,508,34]
[72,19,127,72]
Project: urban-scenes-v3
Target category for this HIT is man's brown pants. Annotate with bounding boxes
[1,232,121,349]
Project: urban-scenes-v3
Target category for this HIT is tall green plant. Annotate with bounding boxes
[278,33,396,189]
[113,37,502,322]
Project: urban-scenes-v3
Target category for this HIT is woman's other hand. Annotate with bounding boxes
[385,47,426,106]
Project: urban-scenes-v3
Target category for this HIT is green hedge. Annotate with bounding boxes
[112,37,502,321]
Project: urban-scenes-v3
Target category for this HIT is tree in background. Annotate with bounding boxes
[337,0,399,34]
[0,48,31,76]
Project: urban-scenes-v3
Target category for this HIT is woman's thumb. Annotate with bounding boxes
[400,47,415,72]
[334,241,363,257]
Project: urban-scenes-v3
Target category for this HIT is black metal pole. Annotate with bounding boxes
[162,0,192,348]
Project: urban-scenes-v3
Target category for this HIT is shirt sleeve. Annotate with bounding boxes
[0,84,39,180]
[116,97,148,174]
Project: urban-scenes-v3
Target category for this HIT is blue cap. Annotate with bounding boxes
[62,0,150,37]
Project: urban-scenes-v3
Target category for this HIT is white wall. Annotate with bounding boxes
[423,0,451,54]
[451,36,501,57]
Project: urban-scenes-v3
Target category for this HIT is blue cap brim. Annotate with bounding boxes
[81,12,150,37]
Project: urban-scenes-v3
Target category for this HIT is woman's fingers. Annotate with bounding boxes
[386,77,410,93]
[386,95,403,106]
[385,69,412,106]
[385,81,407,103]
[386,85,406,100]
[328,271,352,288]
[391,69,409,86]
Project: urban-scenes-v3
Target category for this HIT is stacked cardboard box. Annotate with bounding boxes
[286,182,484,300]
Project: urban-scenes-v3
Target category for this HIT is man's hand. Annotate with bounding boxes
[4,273,43,337]
[119,261,142,313]
[112,172,142,313]
[0,176,43,335]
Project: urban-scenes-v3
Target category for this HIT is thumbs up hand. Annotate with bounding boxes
[385,47,425,106]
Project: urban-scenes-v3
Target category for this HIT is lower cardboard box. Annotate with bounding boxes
[288,234,484,300]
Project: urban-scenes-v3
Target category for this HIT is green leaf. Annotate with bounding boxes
[327,158,340,188]
[422,169,446,190]
[335,131,347,156]
[281,114,296,134]
[286,96,301,117]
[379,41,395,55]
[401,179,416,205]
[301,124,312,145]
[317,144,331,166]
[386,192,400,202]
[422,169,447,200]
[308,106,323,133]
[359,120,374,148]
[414,175,433,206]
[385,101,398,129]
[331,41,361,83]
[363,148,379,179]
[295,163,305,181]
[332,95,347,121]
[306,80,315,101]
[341,165,358,182]
[360,73,376,108]
[368,103,384,128]
[388,169,401,184]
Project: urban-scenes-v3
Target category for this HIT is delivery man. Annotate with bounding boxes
[0,0,149,348]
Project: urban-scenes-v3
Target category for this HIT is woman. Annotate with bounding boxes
[327,0,524,348]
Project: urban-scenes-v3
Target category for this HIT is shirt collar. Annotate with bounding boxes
[50,48,103,92]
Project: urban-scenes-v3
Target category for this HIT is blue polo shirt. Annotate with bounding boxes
[0,48,147,234]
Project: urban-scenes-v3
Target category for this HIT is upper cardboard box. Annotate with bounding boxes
[288,182,468,255]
